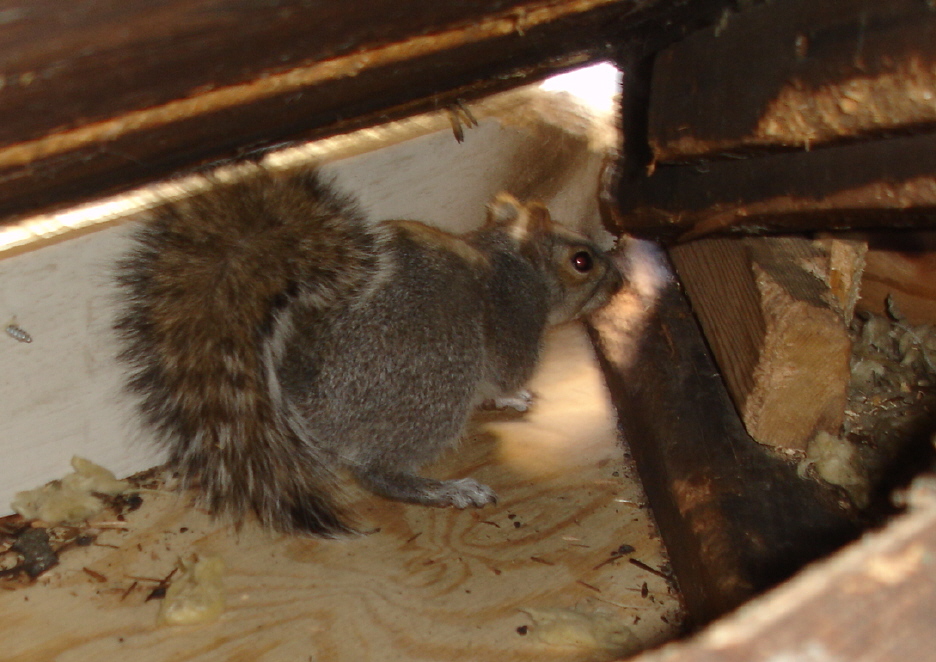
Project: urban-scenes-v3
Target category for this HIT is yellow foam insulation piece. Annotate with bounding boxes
[158,556,226,626]
[520,606,641,659]
[11,456,130,524]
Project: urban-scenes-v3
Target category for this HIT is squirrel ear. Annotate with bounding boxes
[486,192,552,242]
[487,192,523,225]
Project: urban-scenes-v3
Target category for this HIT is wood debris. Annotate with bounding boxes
[0,464,156,585]
[800,300,936,511]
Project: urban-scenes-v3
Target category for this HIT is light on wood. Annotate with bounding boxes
[670,236,859,452]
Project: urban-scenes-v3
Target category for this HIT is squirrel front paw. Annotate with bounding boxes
[485,388,535,413]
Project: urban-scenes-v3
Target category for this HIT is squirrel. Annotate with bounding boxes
[115,165,625,536]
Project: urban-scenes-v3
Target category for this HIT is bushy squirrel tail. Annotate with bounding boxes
[115,167,383,535]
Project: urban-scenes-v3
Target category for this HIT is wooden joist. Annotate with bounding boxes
[616,133,936,239]
[0,0,744,223]
[612,0,936,239]
[669,236,858,452]
[648,0,936,162]
[588,280,857,624]
[630,478,936,662]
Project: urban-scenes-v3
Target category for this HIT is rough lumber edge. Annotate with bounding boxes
[612,132,936,240]
[0,0,743,224]
[587,279,858,625]
[630,477,936,662]
[647,0,936,163]
[608,0,936,241]
[669,236,853,452]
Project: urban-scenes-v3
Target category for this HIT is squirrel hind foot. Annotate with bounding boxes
[485,388,535,413]
[354,470,497,509]
[433,478,498,509]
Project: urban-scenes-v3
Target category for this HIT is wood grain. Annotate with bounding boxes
[613,132,936,240]
[589,280,858,625]
[630,480,936,662]
[647,0,936,163]
[0,324,682,662]
[670,237,853,451]
[859,237,936,326]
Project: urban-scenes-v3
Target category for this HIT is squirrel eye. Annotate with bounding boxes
[571,250,593,273]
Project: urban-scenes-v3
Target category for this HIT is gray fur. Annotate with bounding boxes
[115,166,623,536]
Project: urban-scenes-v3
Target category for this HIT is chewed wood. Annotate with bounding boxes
[0,324,681,662]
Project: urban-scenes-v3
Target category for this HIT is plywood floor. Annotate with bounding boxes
[1,323,682,662]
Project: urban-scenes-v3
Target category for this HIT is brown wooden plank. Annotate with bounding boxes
[0,0,562,147]
[588,279,859,625]
[630,479,936,662]
[0,0,618,222]
[613,132,936,239]
[669,237,854,452]
[858,232,936,326]
[610,0,936,239]
[648,0,936,163]
[0,0,745,224]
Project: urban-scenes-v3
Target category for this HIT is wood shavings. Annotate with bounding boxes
[157,556,226,626]
[66,457,131,496]
[1,464,149,583]
[11,483,103,525]
[518,606,641,659]
[11,456,130,524]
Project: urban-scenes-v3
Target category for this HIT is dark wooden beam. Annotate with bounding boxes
[630,481,936,662]
[646,0,936,164]
[0,0,743,223]
[588,280,858,624]
[0,0,610,222]
[611,0,936,239]
[614,132,936,240]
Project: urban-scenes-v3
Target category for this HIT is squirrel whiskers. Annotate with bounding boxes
[116,166,624,536]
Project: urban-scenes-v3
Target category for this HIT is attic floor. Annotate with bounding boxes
[0,323,682,662]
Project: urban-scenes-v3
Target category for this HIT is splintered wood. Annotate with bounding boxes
[0,324,682,662]
[670,237,863,451]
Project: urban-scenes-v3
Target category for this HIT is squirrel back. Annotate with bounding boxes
[116,166,623,535]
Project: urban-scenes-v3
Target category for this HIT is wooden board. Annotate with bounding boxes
[0,0,745,223]
[858,233,936,326]
[669,236,854,452]
[589,280,859,625]
[629,479,936,662]
[609,0,936,239]
[612,131,936,240]
[647,0,936,163]
[0,324,683,662]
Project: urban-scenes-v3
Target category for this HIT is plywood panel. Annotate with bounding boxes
[0,324,682,662]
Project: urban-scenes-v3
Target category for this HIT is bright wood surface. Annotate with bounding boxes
[670,237,853,451]
[0,324,681,662]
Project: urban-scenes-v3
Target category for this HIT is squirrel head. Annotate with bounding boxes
[485,193,625,325]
